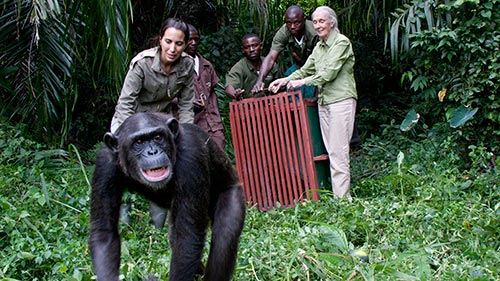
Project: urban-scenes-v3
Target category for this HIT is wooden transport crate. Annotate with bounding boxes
[229,91,329,210]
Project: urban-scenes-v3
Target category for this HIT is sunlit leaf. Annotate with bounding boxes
[320,226,349,251]
[438,88,447,102]
[397,151,405,168]
[349,248,369,262]
[400,109,420,131]
[20,251,36,260]
[19,210,30,218]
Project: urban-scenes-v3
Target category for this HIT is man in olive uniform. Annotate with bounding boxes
[185,24,226,150]
[225,33,280,100]
[251,5,319,98]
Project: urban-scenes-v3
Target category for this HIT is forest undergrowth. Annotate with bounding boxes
[0,120,498,280]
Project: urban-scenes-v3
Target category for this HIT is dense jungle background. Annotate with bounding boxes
[0,0,498,280]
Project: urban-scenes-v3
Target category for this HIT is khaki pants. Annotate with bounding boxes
[318,98,356,199]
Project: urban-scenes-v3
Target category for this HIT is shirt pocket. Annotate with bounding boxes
[142,79,167,102]
[175,72,188,87]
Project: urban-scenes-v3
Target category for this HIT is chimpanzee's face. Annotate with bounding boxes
[105,113,178,190]
[126,128,173,188]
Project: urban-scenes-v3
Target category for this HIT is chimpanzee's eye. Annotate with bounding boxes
[153,134,165,143]
[132,138,146,153]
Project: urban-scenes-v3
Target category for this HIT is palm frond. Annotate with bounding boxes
[388,0,453,62]
[215,0,272,41]
[1,0,132,146]
[85,0,132,96]
[1,0,77,145]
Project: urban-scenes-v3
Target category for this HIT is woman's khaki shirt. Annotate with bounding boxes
[111,47,194,133]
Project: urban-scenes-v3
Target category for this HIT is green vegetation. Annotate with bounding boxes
[1,0,498,279]
[390,0,500,143]
[1,118,498,280]
[2,0,498,149]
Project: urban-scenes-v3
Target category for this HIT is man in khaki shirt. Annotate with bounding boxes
[251,5,318,97]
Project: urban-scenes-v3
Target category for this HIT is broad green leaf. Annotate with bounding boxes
[400,109,420,131]
[320,226,349,251]
[449,105,478,128]
[317,253,345,265]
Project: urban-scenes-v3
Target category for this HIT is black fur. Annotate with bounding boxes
[89,112,246,281]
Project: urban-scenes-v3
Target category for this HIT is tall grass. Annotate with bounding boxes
[0,119,498,280]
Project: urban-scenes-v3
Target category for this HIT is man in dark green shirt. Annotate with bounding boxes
[225,33,280,100]
[251,5,319,97]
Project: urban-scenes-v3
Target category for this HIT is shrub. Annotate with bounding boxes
[396,0,500,146]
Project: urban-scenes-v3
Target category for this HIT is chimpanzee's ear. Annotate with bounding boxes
[104,132,119,152]
[167,117,179,138]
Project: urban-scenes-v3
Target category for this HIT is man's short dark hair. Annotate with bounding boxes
[242,33,260,42]
[285,5,305,18]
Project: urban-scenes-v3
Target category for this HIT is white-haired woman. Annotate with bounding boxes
[269,6,357,200]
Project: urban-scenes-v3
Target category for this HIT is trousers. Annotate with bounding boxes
[318,98,356,199]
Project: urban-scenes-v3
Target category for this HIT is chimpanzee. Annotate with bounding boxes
[89,112,246,281]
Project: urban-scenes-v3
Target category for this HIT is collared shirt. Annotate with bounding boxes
[193,55,200,75]
[286,31,357,105]
[225,57,280,98]
[110,47,194,133]
[271,20,319,67]
[294,36,304,47]
[193,54,224,132]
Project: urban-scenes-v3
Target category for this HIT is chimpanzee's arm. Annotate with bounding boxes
[167,178,210,281]
[89,150,123,281]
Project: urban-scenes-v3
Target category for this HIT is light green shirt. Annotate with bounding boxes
[111,47,194,133]
[286,31,357,105]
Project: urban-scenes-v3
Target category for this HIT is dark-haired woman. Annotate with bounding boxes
[110,18,194,228]
[110,18,194,133]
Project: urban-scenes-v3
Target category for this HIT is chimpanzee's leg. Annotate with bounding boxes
[204,184,246,281]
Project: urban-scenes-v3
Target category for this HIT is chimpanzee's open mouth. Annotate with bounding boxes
[142,166,170,182]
